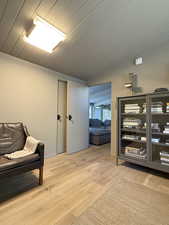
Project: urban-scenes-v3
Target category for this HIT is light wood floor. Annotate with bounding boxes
[0,144,169,225]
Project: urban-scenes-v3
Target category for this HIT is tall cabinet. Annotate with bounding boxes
[117,92,169,173]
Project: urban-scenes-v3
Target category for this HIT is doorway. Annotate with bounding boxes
[57,80,67,154]
[89,83,112,147]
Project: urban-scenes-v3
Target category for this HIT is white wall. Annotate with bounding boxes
[88,41,169,156]
[0,52,85,158]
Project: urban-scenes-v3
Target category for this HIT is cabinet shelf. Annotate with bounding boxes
[122,138,146,144]
[122,128,146,134]
[122,113,145,116]
[119,154,147,163]
[151,112,169,115]
[152,132,169,136]
[152,142,169,147]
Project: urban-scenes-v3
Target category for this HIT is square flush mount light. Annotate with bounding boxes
[24,16,66,53]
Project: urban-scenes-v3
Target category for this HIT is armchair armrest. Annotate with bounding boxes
[35,143,44,166]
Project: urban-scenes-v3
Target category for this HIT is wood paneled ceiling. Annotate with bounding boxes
[0,0,169,81]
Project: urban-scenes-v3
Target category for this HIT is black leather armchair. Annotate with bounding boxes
[0,123,44,185]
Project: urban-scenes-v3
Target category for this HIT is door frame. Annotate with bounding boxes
[88,81,112,154]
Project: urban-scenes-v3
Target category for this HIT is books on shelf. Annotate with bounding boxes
[163,123,169,134]
[152,138,160,143]
[124,104,140,114]
[166,103,169,113]
[141,137,146,142]
[151,102,163,113]
[165,139,169,145]
[123,118,141,129]
[151,123,160,132]
[163,130,169,134]
[125,146,147,159]
[142,103,146,113]
[122,135,146,142]
[122,135,139,141]
[160,151,169,166]
[161,162,169,166]
[142,122,146,130]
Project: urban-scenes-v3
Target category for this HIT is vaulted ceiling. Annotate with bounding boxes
[0,0,169,81]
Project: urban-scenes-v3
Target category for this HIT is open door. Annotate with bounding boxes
[67,81,89,154]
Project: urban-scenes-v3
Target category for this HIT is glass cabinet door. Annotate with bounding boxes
[149,93,169,167]
[118,96,148,161]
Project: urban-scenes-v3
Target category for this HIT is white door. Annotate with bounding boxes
[67,81,89,154]
[57,80,67,154]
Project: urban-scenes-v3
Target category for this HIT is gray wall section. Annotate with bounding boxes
[0,52,85,158]
[88,41,169,156]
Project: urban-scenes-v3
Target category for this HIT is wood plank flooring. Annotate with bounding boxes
[0,144,169,225]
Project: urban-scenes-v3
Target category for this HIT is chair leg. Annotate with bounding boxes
[39,167,43,185]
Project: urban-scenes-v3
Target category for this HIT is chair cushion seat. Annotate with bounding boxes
[0,154,40,172]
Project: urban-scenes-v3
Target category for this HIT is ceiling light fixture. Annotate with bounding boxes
[24,16,66,53]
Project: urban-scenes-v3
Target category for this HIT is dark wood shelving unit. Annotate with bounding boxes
[117,92,169,174]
